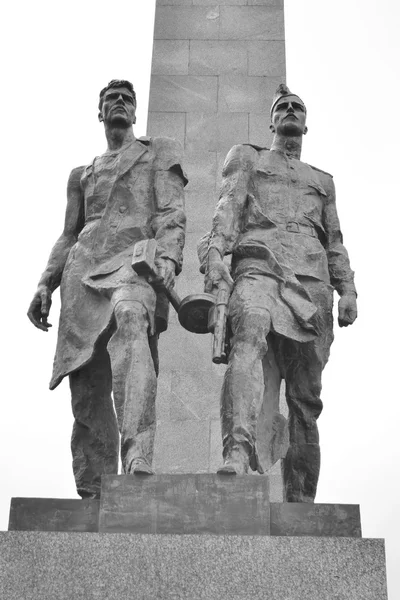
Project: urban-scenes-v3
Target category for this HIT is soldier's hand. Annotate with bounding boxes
[205,248,234,296]
[155,258,176,291]
[27,285,53,331]
[338,293,357,327]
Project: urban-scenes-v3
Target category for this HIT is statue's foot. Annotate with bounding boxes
[129,458,154,475]
[79,491,100,500]
[217,445,249,475]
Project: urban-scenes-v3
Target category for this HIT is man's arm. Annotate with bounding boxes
[27,166,85,331]
[151,138,187,290]
[204,144,252,294]
[322,175,357,327]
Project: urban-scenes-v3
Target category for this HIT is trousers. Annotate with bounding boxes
[69,284,158,498]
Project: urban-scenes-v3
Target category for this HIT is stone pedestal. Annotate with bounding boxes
[2,475,388,599]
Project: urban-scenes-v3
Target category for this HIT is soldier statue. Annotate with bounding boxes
[203,84,357,502]
[27,80,187,499]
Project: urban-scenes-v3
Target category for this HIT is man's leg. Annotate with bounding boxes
[107,298,157,474]
[281,278,334,502]
[219,307,271,474]
[281,339,324,503]
[69,337,119,499]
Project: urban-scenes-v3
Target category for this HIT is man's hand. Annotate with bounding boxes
[338,293,357,327]
[204,248,234,296]
[27,285,53,331]
[155,258,176,291]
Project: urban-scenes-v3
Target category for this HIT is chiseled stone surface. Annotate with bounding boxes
[154,6,220,40]
[147,111,186,145]
[151,40,189,75]
[218,74,281,112]
[185,112,249,153]
[189,40,248,75]
[219,6,284,40]
[149,75,217,112]
[0,532,388,600]
[99,474,270,535]
[248,40,286,75]
[8,498,99,533]
[270,503,362,537]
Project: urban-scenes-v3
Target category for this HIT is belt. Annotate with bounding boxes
[285,221,317,238]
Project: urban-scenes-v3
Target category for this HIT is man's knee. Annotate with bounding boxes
[232,309,271,349]
[113,300,149,334]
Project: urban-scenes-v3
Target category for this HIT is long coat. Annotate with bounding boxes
[50,136,186,390]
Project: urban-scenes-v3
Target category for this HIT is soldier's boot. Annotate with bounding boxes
[217,442,250,475]
[128,457,155,475]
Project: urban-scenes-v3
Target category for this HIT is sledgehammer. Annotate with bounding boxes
[131,239,181,312]
[131,238,215,336]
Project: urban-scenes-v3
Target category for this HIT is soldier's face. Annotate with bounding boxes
[271,97,307,136]
[99,86,136,127]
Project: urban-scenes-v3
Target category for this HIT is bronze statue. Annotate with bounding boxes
[27,80,187,498]
[202,84,357,502]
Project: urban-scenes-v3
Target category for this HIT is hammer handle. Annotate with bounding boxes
[165,287,181,313]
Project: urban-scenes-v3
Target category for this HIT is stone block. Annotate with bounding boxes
[248,0,283,6]
[99,474,270,535]
[0,532,388,599]
[151,40,189,75]
[219,6,285,40]
[249,111,274,146]
[248,40,286,76]
[209,417,223,472]
[268,459,284,502]
[149,75,217,112]
[154,7,220,40]
[158,318,211,371]
[168,368,221,421]
[157,0,192,5]
[189,40,248,75]
[8,498,99,533]
[270,503,362,537]
[194,0,246,5]
[218,74,281,112]
[153,419,211,472]
[147,112,186,145]
[186,112,249,154]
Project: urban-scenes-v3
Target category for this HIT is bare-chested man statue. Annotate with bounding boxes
[28,80,186,498]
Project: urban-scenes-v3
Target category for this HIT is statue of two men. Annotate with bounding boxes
[28,80,357,503]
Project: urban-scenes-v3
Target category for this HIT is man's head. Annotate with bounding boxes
[98,79,137,127]
[270,84,307,137]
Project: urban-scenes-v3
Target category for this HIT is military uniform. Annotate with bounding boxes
[50,136,186,496]
[208,143,355,500]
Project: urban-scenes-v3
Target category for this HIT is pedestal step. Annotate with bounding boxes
[0,531,387,600]
[9,474,361,537]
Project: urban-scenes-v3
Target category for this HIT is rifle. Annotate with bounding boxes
[210,279,231,365]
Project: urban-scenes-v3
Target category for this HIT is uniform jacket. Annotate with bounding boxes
[209,144,356,297]
[50,136,187,390]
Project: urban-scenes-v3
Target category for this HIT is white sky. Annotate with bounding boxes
[0,0,399,597]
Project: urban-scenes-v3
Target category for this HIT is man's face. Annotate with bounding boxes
[99,86,136,127]
[271,96,307,136]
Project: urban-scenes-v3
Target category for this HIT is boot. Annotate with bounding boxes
[128,457,154,475]
[217,443,250,475]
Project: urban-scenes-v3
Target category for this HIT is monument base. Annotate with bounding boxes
[0,531,387,600]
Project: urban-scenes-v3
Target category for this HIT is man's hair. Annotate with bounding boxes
[98,79,136,111]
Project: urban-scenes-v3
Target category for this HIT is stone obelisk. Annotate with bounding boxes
[147,0,287,492]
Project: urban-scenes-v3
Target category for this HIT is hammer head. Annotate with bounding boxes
[132,239,157,278]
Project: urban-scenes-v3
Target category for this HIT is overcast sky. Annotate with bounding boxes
[1,0,399,597]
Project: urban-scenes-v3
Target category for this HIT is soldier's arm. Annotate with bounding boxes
[322,175,357,327]
[27,166,85,331]
[205,145,252,293]
[151,138,187,289]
